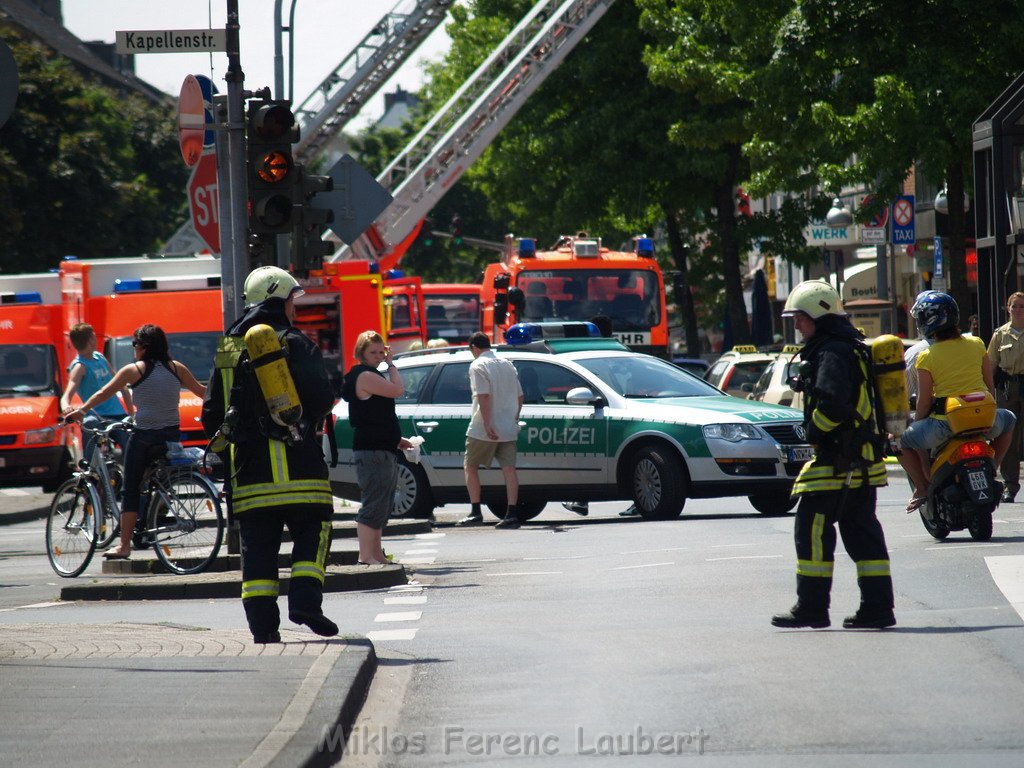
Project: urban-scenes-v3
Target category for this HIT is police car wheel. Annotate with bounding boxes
[747,491,797,516]
[394,461,435,519]
[629,444,687,520]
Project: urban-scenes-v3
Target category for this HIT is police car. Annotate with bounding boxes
[704,345,778,397]
[328,323,811,521]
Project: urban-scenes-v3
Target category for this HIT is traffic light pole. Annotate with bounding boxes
[223,0,250,329]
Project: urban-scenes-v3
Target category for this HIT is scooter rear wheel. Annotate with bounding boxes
[968,508,994,542]
[919,505,950,541]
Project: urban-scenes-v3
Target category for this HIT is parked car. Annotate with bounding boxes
[704,345,777,397]
[328,328,811,521]
[748,345,804,409]
[671,356,711,377]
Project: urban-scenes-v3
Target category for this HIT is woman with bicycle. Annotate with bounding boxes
[65,324,206,559]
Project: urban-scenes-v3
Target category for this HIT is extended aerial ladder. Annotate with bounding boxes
[332,0,617,271]
[161,0,452,254]
[293,0,452,163]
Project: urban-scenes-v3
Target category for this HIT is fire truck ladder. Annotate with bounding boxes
[333,0,617,267]
[160,0,450,254]
[294,0,453,163]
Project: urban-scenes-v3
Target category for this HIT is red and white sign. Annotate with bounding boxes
[188,151,220,253]
[177,74,205,167]
[893,198,914,227]
[862,194,888,229]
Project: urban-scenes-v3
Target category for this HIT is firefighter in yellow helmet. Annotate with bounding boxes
[202,266,338,643]
[771,280,896,630]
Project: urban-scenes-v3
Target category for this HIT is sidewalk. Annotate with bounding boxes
[0,622,374,768]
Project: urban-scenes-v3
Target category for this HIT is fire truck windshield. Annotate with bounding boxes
[107,332,222,385]
[425,293,482,344]
[0,344,58,394]
[517,269,661,331]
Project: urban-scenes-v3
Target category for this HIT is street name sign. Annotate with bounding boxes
[115,29,227,54]
[860,226,886,245]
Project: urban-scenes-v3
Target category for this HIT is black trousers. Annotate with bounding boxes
[793,485,894,612]
[238,506,332,636]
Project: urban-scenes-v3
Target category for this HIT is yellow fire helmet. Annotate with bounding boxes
[781,279,845,319]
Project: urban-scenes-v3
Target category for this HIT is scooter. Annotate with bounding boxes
[919,392,1001,542]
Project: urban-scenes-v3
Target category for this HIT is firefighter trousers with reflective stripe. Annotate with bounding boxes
[239,506,332,637]
[792,485,894,612]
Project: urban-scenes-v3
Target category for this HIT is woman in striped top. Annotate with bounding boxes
[65,324,207,559]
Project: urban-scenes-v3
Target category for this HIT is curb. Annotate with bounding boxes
[59,563,407,601]
[273,639,378,768]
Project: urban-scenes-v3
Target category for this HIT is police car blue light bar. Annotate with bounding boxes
[0,291,43,305]
[113,275,221,293]
[504,321,600,344]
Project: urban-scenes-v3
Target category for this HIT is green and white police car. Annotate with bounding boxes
[328,326,812,522]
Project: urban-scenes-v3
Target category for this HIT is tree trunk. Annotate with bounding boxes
[716,145,751,346]
[664,207,701,357]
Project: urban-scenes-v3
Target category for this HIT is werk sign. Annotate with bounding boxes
[115,29,227,54]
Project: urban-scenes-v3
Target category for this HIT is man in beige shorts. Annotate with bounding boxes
[457,332,525,528]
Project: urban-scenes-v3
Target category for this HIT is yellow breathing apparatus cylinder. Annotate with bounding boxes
[244,324,303,442]
[870,334,910,437]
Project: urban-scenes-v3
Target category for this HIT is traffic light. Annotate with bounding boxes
[246,99,298,235]
[419,217,435,247]
[449,214,463,246]
[291,166,335,274]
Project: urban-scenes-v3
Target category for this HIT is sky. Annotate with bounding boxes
[61,0,452,128]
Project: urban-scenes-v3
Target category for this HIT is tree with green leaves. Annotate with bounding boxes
[744,0,1024,318]
[0,27,187,273]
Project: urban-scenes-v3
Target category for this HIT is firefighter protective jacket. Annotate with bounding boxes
[202,299,334,514]
[792,317,887,494]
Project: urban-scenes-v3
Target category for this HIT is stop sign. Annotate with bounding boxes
[188,151,220,253]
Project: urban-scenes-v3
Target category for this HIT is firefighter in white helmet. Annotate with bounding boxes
[203,266,339,644]
[771,279,896,630]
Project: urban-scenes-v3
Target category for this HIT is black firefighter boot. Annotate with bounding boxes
[771,604,830,629]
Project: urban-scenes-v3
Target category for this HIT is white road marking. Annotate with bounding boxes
[705,555,784,562]
[924,543,1004,551]
[619,546,689,555]
[367,629,418,641]
[374,611,422,623]
[486,570,563,576]
[610,562,673,571]
[396,557,436,565]
[0,488,30,496]
[0,600,72,613]
[388,584,423,593]
[985,555,1024,622]
[414,533,446,539]
[383,596,427,605]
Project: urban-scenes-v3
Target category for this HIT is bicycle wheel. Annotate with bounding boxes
[147,467,224,575]
[46,478,101,578]
[96,461,123,549]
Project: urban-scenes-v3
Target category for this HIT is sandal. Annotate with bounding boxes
[103,549,131,560]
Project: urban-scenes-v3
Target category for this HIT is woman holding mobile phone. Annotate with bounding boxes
[340,332,412,564]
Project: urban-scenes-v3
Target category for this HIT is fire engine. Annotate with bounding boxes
[385,282,482,347]
[295,261,428,392]
[60,255,223,446]
[481,234,669,357]
[0,273,79,490]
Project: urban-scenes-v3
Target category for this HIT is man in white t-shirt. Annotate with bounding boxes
[457,332,525,529]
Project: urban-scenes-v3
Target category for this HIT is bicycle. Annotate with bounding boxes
[46,421,225,577]
[46,419,124,577]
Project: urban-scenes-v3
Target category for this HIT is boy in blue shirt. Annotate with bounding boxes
[61,323,133,452]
